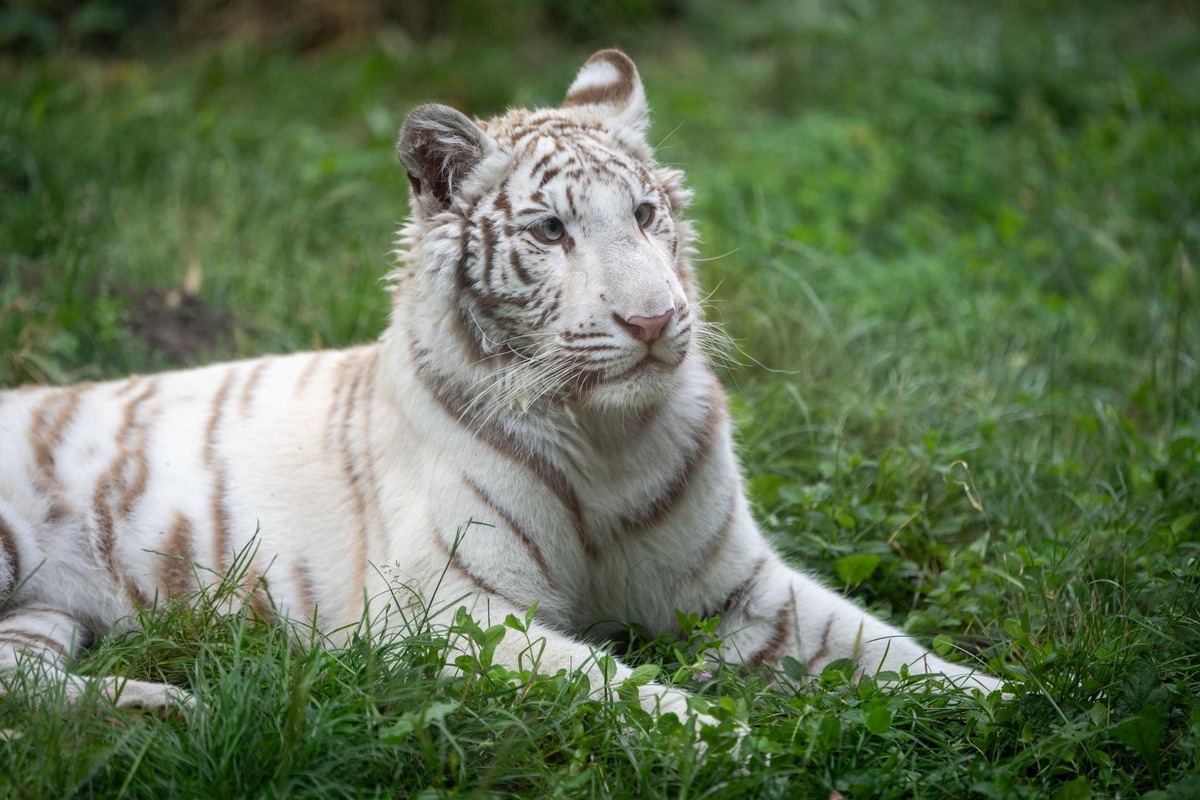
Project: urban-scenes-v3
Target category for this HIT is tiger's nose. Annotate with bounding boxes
[615,309,673,343]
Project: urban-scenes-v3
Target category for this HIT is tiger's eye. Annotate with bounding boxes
[634,203,655,228]
[536,217,565,243]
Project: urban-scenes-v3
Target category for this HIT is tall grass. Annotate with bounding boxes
[2,1,1198,797]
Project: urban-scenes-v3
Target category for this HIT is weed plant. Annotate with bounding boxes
[1,1,1198,797]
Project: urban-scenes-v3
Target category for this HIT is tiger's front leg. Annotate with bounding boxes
[0,605,193,710]
[423,590,709,726]
[714,552,1005,695]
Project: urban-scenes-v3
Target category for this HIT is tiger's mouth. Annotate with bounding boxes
[621,352,672,379]
[560,345,683,408]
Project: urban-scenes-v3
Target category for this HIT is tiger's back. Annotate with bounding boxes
[0,49,1004,714]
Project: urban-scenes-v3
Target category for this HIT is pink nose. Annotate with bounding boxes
[616,309,674,343]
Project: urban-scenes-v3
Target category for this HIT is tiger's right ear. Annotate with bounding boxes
[397,104,493,212]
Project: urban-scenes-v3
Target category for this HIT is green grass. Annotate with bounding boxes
[2,1,1199,797]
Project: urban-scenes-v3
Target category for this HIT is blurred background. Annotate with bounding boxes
[1,3,1198,793]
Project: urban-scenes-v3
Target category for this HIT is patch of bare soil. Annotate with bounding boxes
[124,288,234,363]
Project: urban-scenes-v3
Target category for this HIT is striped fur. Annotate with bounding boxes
[0,50,1002,715]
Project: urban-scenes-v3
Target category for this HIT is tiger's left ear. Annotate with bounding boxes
[562,49,649,140]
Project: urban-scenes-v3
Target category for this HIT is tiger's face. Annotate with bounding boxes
[398,51,700,413]
[468,126,693,407]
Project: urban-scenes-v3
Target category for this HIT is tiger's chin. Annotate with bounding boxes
[573,357,683,414]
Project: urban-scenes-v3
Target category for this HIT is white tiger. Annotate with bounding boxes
[0,50,1004,718]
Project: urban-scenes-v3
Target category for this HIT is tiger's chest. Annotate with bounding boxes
[392,366,736,636]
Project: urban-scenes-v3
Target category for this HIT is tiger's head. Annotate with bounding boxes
[394,50,703,416]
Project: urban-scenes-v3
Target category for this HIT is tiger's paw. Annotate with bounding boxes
[639,685,750,760]
[103,677,195,713]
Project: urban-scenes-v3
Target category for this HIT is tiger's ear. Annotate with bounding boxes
[562,49,649,140]
[397,104,494,212]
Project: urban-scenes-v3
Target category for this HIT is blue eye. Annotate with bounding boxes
[536,217,565,243]
[634,203,655,228]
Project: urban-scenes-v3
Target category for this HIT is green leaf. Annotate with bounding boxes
[1053,777,1093,800]
[865,705,892,734]
[1112,709,1167,770]
[598,655,617,684]
[1170,511,1198,535]
[780,655,807,681]
[626,664,660,686]
[380,701,459,745]
[834,554,880,588]
[1003,617,1027,639]
[480,624,507,650]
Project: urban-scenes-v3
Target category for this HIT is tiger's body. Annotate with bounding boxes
[0,50,1003,715]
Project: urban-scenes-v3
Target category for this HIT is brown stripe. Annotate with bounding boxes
[464,475,557,589]
[323,356,351,454]
[431,521,517,605]
[533,289,562,329]
[205,370,235,460]
[620,394,723,534]
[0,631,71,663]
[159,511,197,596]
[206,370,236,572]
[91,379,159,609]
[335,349,376,593]
[291,561,318,621]
[28,385,84,491]
[357,350,387,560]
[492,185,512,217]
[113,375,144,397]
[413,353,597,560]
[117,442,150,517]
[748,595,796,668]
[238,357,272,416]
[44,500,69,523]
[508,248,533,286]
[294,352,325,396]
[115,380,162,518]
[805,616,837,675]
[528,150,556,178]
[243,569,273,622]
[209,468,232,577]
[454,301,490,367]
[92,480,152,609]
[720,555,767,619]
[0,514,20,596]
[480,217,498,293]
[685,497,737,582]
